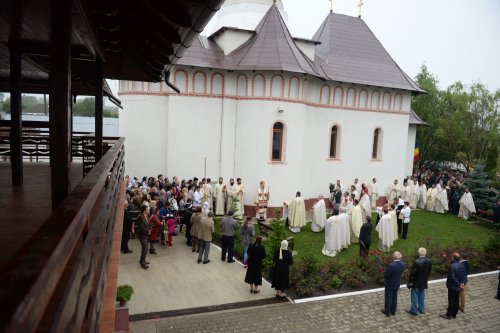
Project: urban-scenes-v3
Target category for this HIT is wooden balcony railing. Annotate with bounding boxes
[0,137,125,332]
[0,120,119,176]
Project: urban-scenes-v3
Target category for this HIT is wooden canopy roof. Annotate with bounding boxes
[0,0,224,96]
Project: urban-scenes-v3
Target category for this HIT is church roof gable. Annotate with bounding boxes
[313,12,423,93]
[229,4,319,76]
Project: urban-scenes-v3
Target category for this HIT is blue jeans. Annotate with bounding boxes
[411,288,426,314]
[243,245,249,263]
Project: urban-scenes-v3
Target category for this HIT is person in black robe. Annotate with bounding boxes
[271,239,293,298]
[244,236,266,294]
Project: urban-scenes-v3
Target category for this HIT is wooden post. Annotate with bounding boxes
[9,44,23,186]
[95,59,103,162]
[49,0,72,209]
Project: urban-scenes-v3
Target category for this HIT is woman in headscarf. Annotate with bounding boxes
[244,236,266,294]
[271,240,293,298]
[241,216,255,267]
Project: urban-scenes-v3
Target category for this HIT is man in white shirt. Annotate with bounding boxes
[193,185,202,207]
[401,201,411,239]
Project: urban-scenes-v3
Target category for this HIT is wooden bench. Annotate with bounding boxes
[477,209,494,222]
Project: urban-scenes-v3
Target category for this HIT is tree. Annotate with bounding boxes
[73,97,95,117]
[464,164,495,211]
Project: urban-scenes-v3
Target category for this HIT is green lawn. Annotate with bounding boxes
[283,210,493,264]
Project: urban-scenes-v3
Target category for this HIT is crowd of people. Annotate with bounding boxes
[120,174,293,297]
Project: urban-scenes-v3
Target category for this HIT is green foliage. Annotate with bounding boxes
[330,276,343,289]
[116,285,134,304]
[465,164,495,211]
[483,233,500,265]
[263,210,287,271]
[73,97,118,118]
[412,65,500,171]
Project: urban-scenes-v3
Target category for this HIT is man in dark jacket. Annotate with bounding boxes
[121,200,134,254]
[440,253,467,319]
[405,247,432,315]
[382,251,404,316]
[136,205,151,269]
[182,204,193,246]
[359,216,373,257]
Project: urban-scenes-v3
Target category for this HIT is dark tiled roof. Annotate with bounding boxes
[178,4,423,93]
[409,109,428,126]
[312,12,423,92]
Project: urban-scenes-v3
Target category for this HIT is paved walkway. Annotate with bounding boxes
[118,236,276,316]
[130,273,500,333]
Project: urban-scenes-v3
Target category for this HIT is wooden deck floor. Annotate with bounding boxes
[0,162,83,271]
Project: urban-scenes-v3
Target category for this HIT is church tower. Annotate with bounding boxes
[211,0,288,33]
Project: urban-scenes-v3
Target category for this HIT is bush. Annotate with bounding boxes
[330,276,343,289]
[484,233,500,266]
[263,210,287,272]
[290,254,321,297]
[116,285,134,305]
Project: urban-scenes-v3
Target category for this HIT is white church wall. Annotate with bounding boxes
[119,94,169,178]
[405,125,417,177]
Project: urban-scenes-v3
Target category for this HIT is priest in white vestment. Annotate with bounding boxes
[434,182,449,214]
[201,201,210,216]
[350,201,363,243]
[340,192,353,213]
[337,210,351,249]
[418,183,427,209]
[426,184,437,212]
[204,180,214,211]
[388,205,398,241]
[458,188,476,220]
[214,177,227,215]
[369,178,378,209]
[226,179,238,213]
[410,180,420,209]
[387,180,401,203]
[288,191,306,233]
[235,178,245,217]
[311,195,327,232]
[322,215,342,257]
[402,182,412,202]
[376,210,395,252]
[359,185,371,222]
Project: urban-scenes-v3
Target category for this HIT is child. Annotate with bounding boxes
[149,207,161,254]
[166,214,176,248]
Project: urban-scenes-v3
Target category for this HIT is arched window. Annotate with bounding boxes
[132,81,143,92]
[272,122,284,161]
[193,71,207,94]
[252,74,265,97]
[382,92,391,110]
[359,89,368,108]
[372,128,382,159]
[211,73,224,95]
[319,84,331,104]
[289,77,300,99]
[393,93,403,111]
[237,74,247,97]
[333,86,343,105]
[174,70,188,93]
[329,125,339,158]
[370,91,380,109]
[346,88,356,107]
[271,75,284,98]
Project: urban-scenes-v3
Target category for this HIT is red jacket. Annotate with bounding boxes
[167,218,176,234]
[149,214,162,241]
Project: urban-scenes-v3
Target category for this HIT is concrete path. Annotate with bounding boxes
[118,236,276,316]
[130,273,500,333]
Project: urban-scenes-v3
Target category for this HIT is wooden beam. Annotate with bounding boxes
[9,44,23,186]
[95,58,103,162]
[49,0,72,210]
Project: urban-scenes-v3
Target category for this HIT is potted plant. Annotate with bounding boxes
[116,284,134,306]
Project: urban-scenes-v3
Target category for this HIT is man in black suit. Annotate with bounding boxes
[440,253,467,319]
[382,251,404,316]
[120,200,134,254]
[405,247,432,315]
[359,216,372,258]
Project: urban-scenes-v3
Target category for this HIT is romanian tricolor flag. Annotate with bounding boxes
[414,143,420,162]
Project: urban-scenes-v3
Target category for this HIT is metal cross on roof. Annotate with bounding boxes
[358,0,365,18]
[329,0,333,13]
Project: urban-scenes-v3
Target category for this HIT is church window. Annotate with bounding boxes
[359,89,368,108]
[370,91,380,109]
[211,73,224,95]
[372,128,382,159]
[150,82,161,92]
[329,125,339,158]
[193,71,207,94]
[174,69,188,92]
[320,85,331,104]
[346,88,356,107]
[333,86,343,105]
[289,77,300,99]
[393,93,403,111]
[272,122,284,161]
[301,79,309,100]
[132,81,143,92]
[382,92,391,110]
[237,74,247,97]
[252,74,265,97]
[271,75,284,98]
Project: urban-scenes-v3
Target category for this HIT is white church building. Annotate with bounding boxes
[118,0,426,215]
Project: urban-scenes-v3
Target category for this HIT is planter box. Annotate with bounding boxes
[114,303,129,333]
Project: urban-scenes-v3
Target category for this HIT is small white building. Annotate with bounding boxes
[119,0,426,215]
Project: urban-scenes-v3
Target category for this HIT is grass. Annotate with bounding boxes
[282,210,493,264]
